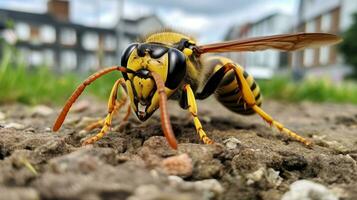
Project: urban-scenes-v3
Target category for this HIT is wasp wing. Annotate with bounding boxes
[196,33,342,54]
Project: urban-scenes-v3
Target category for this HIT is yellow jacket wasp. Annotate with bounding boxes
[53,31,341,149]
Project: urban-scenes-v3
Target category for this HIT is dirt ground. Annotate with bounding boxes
[0,97,356,200]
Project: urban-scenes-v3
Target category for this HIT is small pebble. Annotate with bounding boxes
[223,137,242,150]
[282,180,338,200]
[65,116,81,125]
[246,167,282,188]
[193,179,224,196]
[246,167,265,185]
[4,122,26,130]
[168,176,224,197]
[72,100,90,113]
[31,105,54,117]
[0,187,40,200]
[265,168,283,187]
[25,127,35,133]
[0,111,5,120]
[161,153,193,177]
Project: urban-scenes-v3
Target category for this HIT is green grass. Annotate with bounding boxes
[0,44,121,105]
[258,77,357,104]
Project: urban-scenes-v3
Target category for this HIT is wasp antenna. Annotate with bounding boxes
[150,72,178,149]
[53,66,127,131]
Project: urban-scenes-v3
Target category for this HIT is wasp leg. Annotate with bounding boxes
[84,98,127,131]
[82,78,126,145]
[183,84,214,144]
[232,63,312,146]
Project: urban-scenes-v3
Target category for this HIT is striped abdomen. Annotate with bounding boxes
[204,56,262,115]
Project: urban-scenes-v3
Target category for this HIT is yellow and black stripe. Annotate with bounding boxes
[203,56,262,115]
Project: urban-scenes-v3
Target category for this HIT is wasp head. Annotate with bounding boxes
[120,43,187,121]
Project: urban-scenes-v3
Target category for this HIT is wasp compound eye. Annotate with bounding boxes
[137,44,146,57]
[150,46,168,58]
[137,43,169,58]
[165,48,187,89]
[121,43,138,80]
[121,43,138,67]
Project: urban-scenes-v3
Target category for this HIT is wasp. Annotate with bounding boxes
[53,31,341,149]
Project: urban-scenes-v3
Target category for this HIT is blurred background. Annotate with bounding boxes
[1,0,357,105]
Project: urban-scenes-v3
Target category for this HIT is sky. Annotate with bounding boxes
[0,0,298,43]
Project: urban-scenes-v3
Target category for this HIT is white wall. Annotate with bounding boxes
[300,0,340,22]
[340,0,357,31]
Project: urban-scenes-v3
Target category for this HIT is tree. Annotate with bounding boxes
[340,13,357,79]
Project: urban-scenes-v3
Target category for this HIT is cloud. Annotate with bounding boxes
[127,0,297,16]
[0,0,47,12]
[71,0,119,27]
[123,1,153,19]
[128,0,259,14]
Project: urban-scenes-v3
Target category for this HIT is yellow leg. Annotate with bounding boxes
[84,98,127,131]
[230,64,312,146]
[184,84,214,144]
[82,78,125,145]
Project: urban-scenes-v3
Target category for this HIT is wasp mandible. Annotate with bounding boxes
[53,31,342,149]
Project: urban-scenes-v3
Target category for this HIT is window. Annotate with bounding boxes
[81,53,98,71]
[61,50,77,70]
[319,46,330,65]
[321,13,332,32]
[15,22,30,41]
[82,32,99,50]
[18,47,30,65]
[40,25,56,43]
[43,49,55,67]
[305,20,316,32]
[30,50,43,66]
[104,34,117,50]
[104,55,116,66]
[60,28,76,45]
[303,49,315,67]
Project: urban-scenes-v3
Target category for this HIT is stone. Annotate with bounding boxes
[282,180,338,200]
[31,105,54,117]
[179,144,224,179]
[48,147,116,174]
[0,112,5,120]
[4,122,25,130]
[246,167,282,188]
[223,137,242,150]
[161,153,193,177]
[72,100,90,113]
[0,187,39,200]
[168,176,224,199]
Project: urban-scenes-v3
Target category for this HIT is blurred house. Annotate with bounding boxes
[291,0,357,81]
[225,13,291,79]
[0,0,163,71]
[117,15,164,55]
